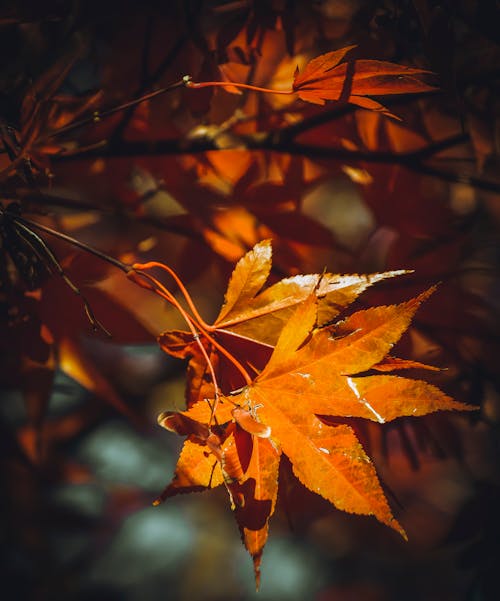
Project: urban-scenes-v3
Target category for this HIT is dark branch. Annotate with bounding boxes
[8,191,202,241]
[42,78,187,142]
[14,215,131,273]
[52,131,500,193]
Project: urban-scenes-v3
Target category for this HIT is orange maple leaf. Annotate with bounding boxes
[292,46,436,115]
[158,239,409,400]
[147,241,473,586]
[187,45,436,119]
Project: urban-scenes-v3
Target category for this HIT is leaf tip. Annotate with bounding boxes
[389,515,407,540]
[414,284,438,306]
[451,401,478,413]
[157,411,171,429]
[253,553,263,591]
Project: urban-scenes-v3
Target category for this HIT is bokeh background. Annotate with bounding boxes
[1,1,499,599]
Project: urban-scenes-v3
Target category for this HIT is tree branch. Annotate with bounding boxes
[13,215,131,273]
[42,78,187,142]
[7,191,202,240]
[52,131,500,193]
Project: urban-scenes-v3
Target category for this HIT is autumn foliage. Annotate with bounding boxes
[149,240,472,584]
[292,45,435,113]
[1,2,499,599]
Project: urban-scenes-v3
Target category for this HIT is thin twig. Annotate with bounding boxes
[13,215,131,273]
[8,191,201,240]
[42,79,187,141]
[109,34,188,144]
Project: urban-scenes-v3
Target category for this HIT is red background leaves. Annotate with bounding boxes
[1,1,499,599]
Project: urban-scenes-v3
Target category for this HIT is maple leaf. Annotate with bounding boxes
[186,45,436,120]
[158,239,408,404]
[292,46,436,115]
[176,238,407,342]
[152,241,474,586]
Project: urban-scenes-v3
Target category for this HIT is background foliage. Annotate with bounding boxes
[1,1,499,599]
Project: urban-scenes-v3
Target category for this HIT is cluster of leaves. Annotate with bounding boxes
[152,240,472,585]
[0,28,442,452]
[1,1,499,597]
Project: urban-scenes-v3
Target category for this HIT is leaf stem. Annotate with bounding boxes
[128,268,222,414]
[132,263,253,387]
[186,80,295,96]
[133,261,212,330]
[197,328,253,387]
